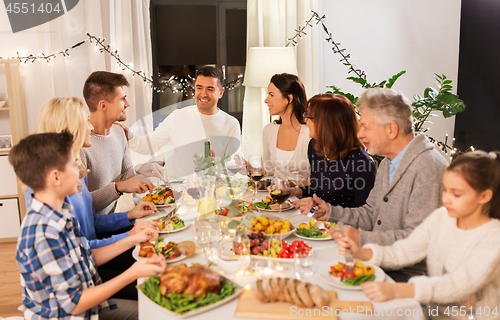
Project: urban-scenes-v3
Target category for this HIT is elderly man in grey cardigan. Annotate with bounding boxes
[310,88,448,282]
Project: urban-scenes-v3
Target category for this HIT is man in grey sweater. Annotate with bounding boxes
[81,71,156,215]
[309,88,449,281]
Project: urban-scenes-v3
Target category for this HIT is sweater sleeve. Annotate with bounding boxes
[93,212,133,234]
[359,160,444,246]
[128,115,172,155]
[409,229,500,304]
[327,188,377,231]
[80,149,121,211]
[87,232,129,249]
[363,208,439,269]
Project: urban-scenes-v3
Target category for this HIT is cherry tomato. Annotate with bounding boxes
[341,265,347,274]
[331,270,343,277]
[282,252,290,259]
[292,240,301,247]
[343,271,356,279]
[147,251,155,258]
[333,263,344,272]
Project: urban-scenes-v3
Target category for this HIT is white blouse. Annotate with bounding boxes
[262,123,310,182]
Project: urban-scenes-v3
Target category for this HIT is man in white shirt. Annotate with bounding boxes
[125,66,241,180]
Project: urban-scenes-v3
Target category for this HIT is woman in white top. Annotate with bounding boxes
[262,73,310,184]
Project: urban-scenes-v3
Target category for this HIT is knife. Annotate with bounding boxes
[338,221,354,272]
[159,205,179,223]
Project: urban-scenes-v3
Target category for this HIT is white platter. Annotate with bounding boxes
[132,243,187,263]
[319,262,385,291]
[137,273,243,318]
[145,215,192,234]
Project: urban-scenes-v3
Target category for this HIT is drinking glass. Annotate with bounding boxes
[185,174,204,203]
[269,178,292,217]
[294,247,314,280]
[225,152,245,176]
[247,155,264,201]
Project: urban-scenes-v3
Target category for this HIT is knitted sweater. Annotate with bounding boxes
[262,123,310,182]
[80,124,136,215]
[327,133,449,275]
[366,207,500,320]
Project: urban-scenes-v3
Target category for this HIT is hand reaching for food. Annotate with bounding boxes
[129,220,159,237]
[128,200,157,220]
[130,254,166,279]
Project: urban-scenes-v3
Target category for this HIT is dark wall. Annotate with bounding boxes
[454,0,500,152]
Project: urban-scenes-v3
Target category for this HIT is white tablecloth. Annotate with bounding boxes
[136,192,426,320]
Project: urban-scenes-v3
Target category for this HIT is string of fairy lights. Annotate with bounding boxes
[0,32,244,94]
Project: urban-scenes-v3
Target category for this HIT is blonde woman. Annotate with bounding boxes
[26,97,158,249]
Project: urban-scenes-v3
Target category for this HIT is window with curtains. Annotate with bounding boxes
[150,0,247,129]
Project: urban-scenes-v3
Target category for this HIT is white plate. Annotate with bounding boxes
[132,243,188,263]
[255,202,295,212]
[319,262,385,291]
[137,273,243,318]
[145,215,191,234]
[134,190,182,207]
[294,232,332,241]
[250,254,295,264]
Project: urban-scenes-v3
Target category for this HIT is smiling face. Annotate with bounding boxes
[106,86,130,122]
[82,110,94,148]
[264,82,290,117]
[442,170,491,224]
[357,109,390,157]
[194,75,224,115]
[58,151,80,196]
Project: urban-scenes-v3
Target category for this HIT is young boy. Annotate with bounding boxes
[9,131,166,319]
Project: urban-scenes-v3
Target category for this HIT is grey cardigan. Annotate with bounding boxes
[327,133,448,274]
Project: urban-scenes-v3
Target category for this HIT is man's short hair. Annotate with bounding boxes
[9,132,74,191]
[195,66,224,89]
[83,71,130,112]
[357,88,414,135]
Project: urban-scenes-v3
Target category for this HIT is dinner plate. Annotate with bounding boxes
[250,254,295,264]
[134,190,182,207]
[293,221,332,241]
[319,262,385,291]
[137,273,243,318]
[145,215,192,234]
[294,232,332,241]
[255,202,295,212]
[132,244,188,263]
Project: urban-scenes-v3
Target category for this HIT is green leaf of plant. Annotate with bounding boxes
[385,70,406,88]
[228,220,240,229]
[346,76,367,86]
[424,87,438,99]
[443,80,452,84]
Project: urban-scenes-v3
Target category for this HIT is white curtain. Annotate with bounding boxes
[0,0,153,137]
[241,0,322,157]
[0,0,153,211]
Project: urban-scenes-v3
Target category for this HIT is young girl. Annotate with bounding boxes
[337,151,500,319]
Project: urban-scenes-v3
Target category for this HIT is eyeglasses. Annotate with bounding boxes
[302,112,314,120]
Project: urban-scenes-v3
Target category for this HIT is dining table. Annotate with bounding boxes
[135,187,427,320]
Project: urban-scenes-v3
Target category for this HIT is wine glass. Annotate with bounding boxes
[247,155,264,201]
[225,152,245,176]
[186,174,204,202]
[269,177,292,219]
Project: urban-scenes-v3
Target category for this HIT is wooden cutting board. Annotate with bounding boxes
[235,289,372,320]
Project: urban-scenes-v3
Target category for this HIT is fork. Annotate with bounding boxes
[338,221,355,272]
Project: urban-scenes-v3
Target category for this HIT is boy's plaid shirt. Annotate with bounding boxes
[16,197,116,319]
